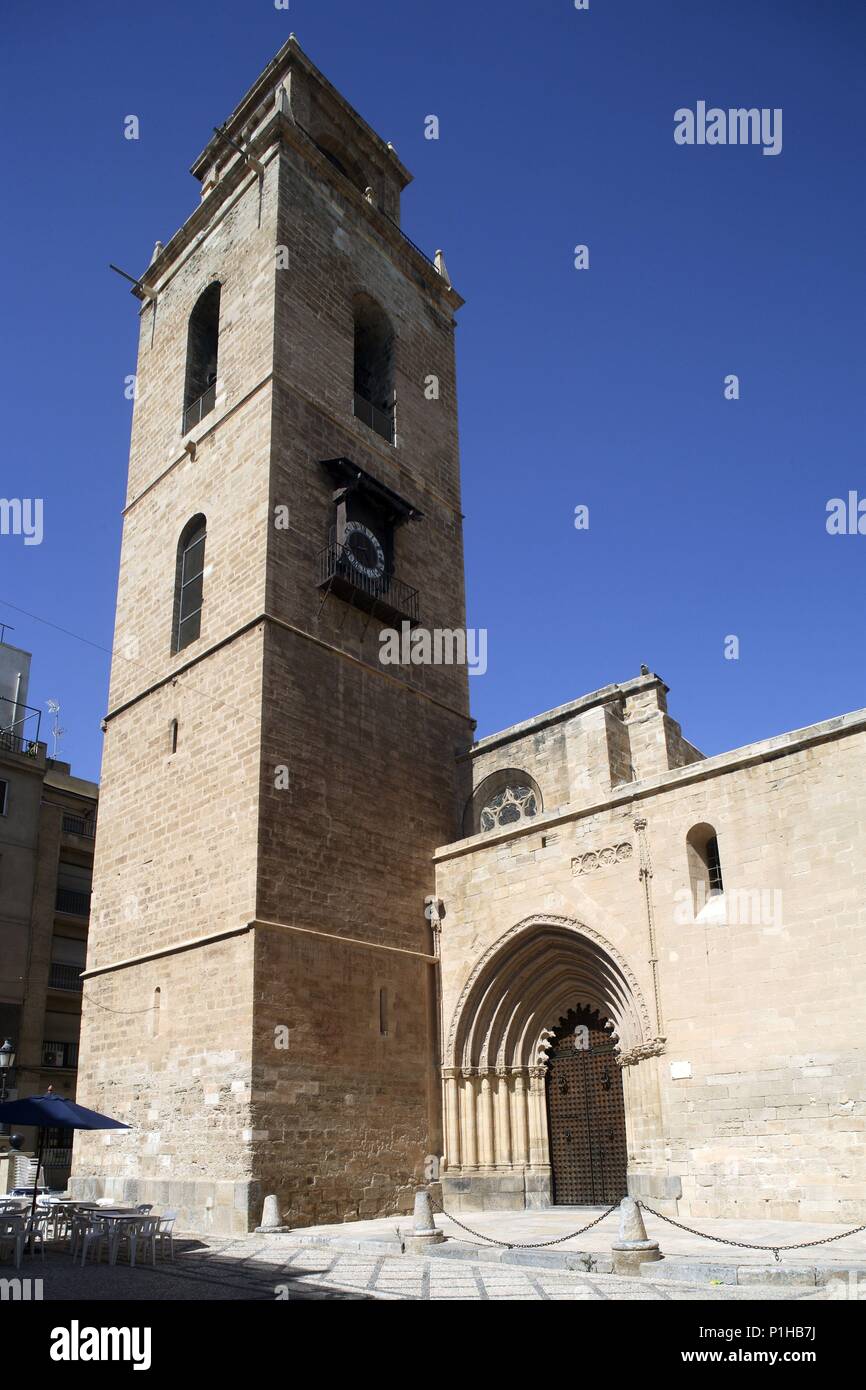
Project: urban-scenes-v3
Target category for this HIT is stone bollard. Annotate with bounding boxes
[255,1193,290,1234]
[611,1196,662,1275]
[403,1186,446,1253]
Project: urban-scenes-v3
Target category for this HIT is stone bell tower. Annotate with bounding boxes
[72,37,472,1231]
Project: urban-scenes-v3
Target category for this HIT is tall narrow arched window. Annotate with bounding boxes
[705,836,723,894]
[686,822,724,916]
[183,282,221,432]
[352,294,395,443]
[173,516,207,652]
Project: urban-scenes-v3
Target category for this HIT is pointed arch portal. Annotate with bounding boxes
[441,917,664,1208]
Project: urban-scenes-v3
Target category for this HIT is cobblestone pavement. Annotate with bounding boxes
[8,1238,829,1302]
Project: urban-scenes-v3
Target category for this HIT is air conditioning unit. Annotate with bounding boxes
[42,1047,64,1068]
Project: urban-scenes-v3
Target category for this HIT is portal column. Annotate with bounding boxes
[528,1065,549,1169]
[442,1067,461,1170]
[460,1068,478,1170]
[513,1070,530,1166]
[495,1066,512,1167]
[479,1072,496,1170]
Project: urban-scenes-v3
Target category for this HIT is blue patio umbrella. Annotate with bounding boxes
[0,1089,129,1226]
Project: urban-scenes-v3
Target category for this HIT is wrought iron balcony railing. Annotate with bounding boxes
[48,962,84,991]
[54,889,91,918]
[62,813,97,839]
[182,380,217,435]
[317,543,419,624]
[352,392,394,444]
[0,730,42,758]
[0,695,44,758]
[42,1039,79,1069]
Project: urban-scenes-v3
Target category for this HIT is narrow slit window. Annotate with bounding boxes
[378,987,389,1037]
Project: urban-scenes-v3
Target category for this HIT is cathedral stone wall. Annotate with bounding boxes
[72,932,257,1234]
[436,695,866,1223]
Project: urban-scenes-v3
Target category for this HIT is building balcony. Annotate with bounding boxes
[317,542,419,625]
[0,695,44,761]
[42,1039,79,1069]
[0,731,45,761]
[47,962,84,992]
[61,813,97,840]
[55,888,91,918]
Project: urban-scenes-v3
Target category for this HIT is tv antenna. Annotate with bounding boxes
[46,699,66,758]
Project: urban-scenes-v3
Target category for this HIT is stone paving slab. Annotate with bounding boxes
[4,1234,847,1301]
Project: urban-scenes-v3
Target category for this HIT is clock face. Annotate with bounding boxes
[343,521,386,579]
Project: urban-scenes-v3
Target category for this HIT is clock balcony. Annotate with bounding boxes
[317,542,419,625]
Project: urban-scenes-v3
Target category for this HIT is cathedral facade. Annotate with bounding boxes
[72,39,866,1233]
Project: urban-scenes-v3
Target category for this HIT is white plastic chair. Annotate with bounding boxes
[0,1216,25,1270]
[37,1199,68,1243]
[24,1214,46,1262]
[124,1216,158,1268]
[80,1215,114,1266]
[157,1210,177,1261]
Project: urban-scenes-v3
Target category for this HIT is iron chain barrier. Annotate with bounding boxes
[427,1191,618,1249]
[426,1187,866,1262]
[636,1202,866,1264]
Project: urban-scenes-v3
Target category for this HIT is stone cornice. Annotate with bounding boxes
[139,112,460,315]
[460,674,668,760]
[83,914,438,981]
[102,611,473,730]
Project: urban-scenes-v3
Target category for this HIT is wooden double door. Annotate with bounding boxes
[545,1007,628,1205]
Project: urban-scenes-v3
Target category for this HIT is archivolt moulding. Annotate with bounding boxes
[444,914,656,1069]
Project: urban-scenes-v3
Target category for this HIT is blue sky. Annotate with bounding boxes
[1,0,863,782]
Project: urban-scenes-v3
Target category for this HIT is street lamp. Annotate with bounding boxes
[0,1039,16,1103]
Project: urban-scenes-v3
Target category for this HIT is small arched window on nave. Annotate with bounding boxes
[686,822,724,917]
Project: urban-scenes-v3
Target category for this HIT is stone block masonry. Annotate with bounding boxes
[72,36,472,1233]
